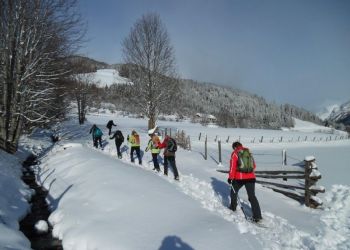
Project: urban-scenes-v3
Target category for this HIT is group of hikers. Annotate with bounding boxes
[89,120,262,223]
[89,120,180,181]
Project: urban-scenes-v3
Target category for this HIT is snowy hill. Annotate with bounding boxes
[289,118,346,134]
[78,69,131,87]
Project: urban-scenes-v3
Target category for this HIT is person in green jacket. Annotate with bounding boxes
[145,133,161,172]
[128,130,142,165]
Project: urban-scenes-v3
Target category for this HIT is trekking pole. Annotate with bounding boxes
[230,184,248,220]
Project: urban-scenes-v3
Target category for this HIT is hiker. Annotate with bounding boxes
[159,135,179,180]
[145,132,161,172]
[110,129,124,159]
[89,124,103,148]
[227,141,262,222]
[128,130,142,165]
[106,120,117,136]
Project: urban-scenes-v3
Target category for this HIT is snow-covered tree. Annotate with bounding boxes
[0,0,83,153]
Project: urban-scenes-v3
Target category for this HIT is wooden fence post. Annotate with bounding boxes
[226,136,230,143]
[282,149,287,181]
[280,136,283,142]
[304,156,314,207]
[260,136,264,143]
[199,133,201,141]
[214,135,218,142]
[204,135,207,160]
[218,139,222,165]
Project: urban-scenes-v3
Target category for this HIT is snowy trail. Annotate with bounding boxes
[55,122,350,250]
[86,140,317,250]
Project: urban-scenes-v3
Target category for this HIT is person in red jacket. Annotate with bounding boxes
[228,141,262,222]
[158,135,179,180]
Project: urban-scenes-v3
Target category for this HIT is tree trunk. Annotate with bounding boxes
[148,116,156,130]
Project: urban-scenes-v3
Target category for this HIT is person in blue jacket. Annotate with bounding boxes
[89,124,103,148]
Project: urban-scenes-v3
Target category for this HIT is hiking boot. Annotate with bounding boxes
[174,176,180,181]
[229,205,236,212]
[253,218,262,223]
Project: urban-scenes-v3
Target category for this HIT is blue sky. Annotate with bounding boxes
[78,0,350,112]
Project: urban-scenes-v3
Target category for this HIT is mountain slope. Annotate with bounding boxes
[327,100,350,125]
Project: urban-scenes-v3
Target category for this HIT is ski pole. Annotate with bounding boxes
[230,184,248,220]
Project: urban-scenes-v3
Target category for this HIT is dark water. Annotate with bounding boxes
[20,155,63,250]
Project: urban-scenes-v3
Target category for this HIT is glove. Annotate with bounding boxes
[227,178,232,184]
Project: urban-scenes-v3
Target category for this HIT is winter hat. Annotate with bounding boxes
[232,141,242,149]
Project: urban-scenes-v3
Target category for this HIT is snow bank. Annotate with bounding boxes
[0,150,31,250]
[38,143,260,250]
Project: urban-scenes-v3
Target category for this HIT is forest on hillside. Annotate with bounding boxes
[98,70,323,129]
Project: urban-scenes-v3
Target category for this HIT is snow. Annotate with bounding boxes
[310,169,321,178]
[78,69,131,87]
[1,112,350,249]
[34,220,48,234]
[305,156,315,162]
[0,151,32,250]
[309,185,325,192]
[291,118,345,135]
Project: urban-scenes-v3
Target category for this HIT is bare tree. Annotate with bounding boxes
[122,13,179,129]
[71,74,94,125]
[0,0,84,153]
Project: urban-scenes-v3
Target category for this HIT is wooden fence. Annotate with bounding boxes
[161,128,191,150]
[197,133,350,144]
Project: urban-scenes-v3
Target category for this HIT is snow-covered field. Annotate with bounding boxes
[1,112,350,249]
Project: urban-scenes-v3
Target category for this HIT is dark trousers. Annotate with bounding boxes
[130,146,142,164]
[164,156,179,178]
[230,179,262,220]
[115,142,122,158]
[93,136,102,148]
[108,127,112,136]
[152,153,160,171]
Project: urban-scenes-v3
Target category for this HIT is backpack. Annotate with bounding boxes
[134,134,140,145]
[94,128,103,137]
[115,130,124,142]
[167,138,177,153]
[237,148,254,173]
